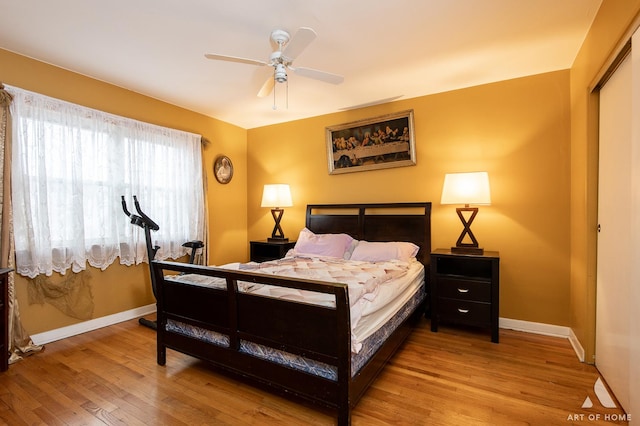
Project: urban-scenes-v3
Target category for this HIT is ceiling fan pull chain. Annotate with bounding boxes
[272,80,277,110]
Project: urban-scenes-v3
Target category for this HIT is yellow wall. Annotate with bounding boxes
[248,71,572,326]
[0,48,249,334]
[568,1,640,362]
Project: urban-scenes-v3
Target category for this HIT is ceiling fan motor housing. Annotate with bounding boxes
[270,29,290,47]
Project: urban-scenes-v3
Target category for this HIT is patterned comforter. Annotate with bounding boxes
[237,255,411,307]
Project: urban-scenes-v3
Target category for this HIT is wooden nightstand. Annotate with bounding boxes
[430,249,500,343]
[250,240,296,262]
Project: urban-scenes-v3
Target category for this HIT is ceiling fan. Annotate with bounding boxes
[205,27,344,98]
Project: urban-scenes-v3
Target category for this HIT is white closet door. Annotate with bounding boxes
[631,28,640,422]
[596,52,631,413]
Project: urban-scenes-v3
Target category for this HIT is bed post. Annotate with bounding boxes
[335,283,352,425]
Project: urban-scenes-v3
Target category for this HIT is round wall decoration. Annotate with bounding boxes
[213,155,233,184]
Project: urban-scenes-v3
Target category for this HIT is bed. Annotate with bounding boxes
[151,202,432,425]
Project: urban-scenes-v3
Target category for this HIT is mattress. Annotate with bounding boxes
[351,260,424,350]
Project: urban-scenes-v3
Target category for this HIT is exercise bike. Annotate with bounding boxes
[121,195,203,330]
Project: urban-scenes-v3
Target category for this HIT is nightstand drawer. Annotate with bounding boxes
[438,298,491,326]
[438,277,491,302]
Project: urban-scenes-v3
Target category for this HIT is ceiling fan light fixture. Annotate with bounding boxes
[275,63,287,83]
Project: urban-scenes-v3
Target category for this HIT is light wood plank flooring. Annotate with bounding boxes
[0,316,629,425]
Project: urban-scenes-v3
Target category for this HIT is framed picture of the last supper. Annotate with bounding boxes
[326,109,416,175]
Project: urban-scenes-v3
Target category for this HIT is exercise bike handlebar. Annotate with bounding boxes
[121,195,160,231]
[121,195,132,217]
[122,196,144,227]
[133,195,160,231]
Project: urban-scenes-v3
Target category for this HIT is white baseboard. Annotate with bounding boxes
[499,317,571,338]
[499,317,584,362]
[30,304,157,346]
[568,327,586,362]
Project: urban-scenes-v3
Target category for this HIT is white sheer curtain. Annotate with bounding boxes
[8,86,204,278]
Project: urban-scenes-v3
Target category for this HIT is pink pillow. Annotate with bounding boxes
[293,228,355,258]
[350,240,419,262]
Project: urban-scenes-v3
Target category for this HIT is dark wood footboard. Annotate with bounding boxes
[153,261,355,420]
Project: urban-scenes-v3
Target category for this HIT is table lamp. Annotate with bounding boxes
[440,172,491,255]
[261,184,293,242]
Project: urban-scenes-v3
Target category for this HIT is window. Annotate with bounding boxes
[8,86,205,278]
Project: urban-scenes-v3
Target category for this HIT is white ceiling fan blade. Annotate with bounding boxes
[257,75,275,98]
[204,53,267,67]
[292,67,344,85]
[281,27,317,61]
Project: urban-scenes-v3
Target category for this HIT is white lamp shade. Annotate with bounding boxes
[440,172,491,205]
[261,184,293,208]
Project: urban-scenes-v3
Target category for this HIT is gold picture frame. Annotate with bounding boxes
[326,110,416,174]
[213,155,233,184]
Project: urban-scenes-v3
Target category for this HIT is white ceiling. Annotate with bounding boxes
[0,0,602,129]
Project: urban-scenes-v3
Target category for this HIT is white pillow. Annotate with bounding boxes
[293,228,355,258]
[350,240,419,262]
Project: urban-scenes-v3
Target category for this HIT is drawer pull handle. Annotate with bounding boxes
[458,308,469,314]
[457,288,469,293]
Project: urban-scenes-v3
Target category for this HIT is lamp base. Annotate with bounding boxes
[451,245,484,255]
[451,206,484,255]
[268,208,289,242]
[268,237,289,243]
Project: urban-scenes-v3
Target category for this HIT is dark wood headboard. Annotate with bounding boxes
[305,202,432,266]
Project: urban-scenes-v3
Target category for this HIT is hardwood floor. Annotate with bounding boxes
[0,316,629,425]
